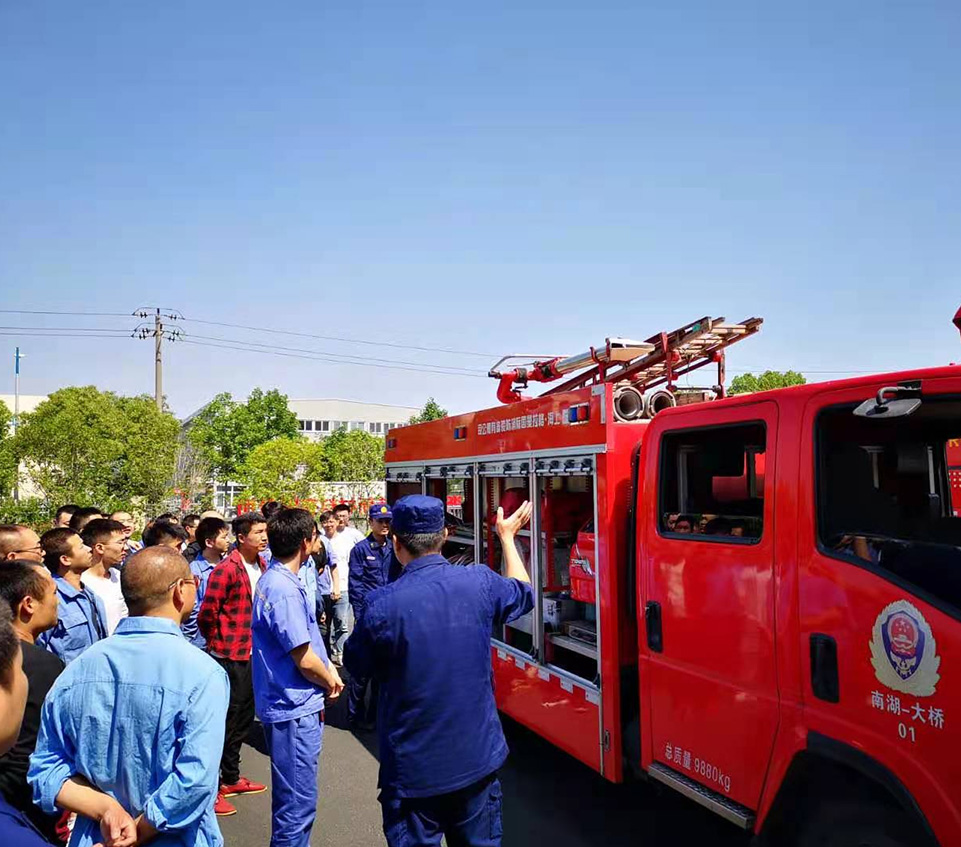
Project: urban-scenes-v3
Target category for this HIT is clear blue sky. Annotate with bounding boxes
[1,1,959,418]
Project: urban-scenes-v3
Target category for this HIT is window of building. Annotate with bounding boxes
[659,422,766,541]
[350,421,364,432]
[297,420,306,431]
[304,420,313,431]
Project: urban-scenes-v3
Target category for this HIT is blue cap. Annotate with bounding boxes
[391,495,445,534]
[369,503,393,521]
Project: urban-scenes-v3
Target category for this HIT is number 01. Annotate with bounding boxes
[898,722,916,743]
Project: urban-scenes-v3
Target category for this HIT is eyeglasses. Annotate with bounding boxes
[14,544,43,554]
[166,575,200,591]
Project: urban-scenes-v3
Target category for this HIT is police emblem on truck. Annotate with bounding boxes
[870,600,941,697]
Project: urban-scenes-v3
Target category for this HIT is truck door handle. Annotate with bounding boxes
[645,601,663,653]
[810,634,839,703]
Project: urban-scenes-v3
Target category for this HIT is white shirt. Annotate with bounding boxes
[81,567,128,635]
[243,559,262,596]
[330,526,364,595]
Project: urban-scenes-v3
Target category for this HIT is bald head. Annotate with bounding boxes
[121,546,191,617]
[0,526,42,563]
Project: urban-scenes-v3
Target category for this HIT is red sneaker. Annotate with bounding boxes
[220,776,267,797]
[214,793,237,816]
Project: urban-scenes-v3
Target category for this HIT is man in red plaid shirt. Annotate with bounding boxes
[198,511,269,817]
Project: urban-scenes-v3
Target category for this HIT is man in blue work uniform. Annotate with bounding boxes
[346,502,393,729]
[182,516,230,648]
[252,508,344,847]
[344,494,534,847]
[29,545,229,846]
[37,527,108,664]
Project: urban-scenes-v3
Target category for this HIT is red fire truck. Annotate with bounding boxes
[385,313,961,846]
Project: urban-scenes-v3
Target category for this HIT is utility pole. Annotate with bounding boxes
[154,309,163,410]
[132,308,183,410]
[12,346,23,503]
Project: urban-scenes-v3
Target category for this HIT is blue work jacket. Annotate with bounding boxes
[36,577,108,665]
[29,617,229,847]
[343,553,534,798]
[252,561,327,724]
[347,535,393,616]
[182,555,219,648]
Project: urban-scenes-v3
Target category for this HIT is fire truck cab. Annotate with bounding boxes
[385,316,961,846]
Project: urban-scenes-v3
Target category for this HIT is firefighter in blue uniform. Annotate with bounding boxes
[346,503,394,729]
[344,494,534,847]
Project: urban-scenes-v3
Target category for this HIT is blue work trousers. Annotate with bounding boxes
[380,774,503,847]
[264,711,324,847]
[331,595,351,656]
[347,672,378,726]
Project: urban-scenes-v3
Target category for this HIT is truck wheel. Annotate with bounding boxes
[792,802,921,847]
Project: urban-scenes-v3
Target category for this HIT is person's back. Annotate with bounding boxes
[345,494,533,847]
[29,547,229,847]
[364,558,525,794]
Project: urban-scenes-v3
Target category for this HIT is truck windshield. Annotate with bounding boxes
[817,400,961,610]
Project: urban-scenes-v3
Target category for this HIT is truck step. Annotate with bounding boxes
[648,763,755,830]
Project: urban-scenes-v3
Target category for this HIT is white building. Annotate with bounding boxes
[287,398,418,440]
[0,394,47,426]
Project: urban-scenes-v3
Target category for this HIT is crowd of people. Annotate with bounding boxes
[0,494,534,847]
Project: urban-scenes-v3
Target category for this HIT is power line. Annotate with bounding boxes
[0,326,133,333]
[182,316,497,359]
[194,332,484,375]
[176,337,488,378]
[0,309,131,318]
[0,331,131,338]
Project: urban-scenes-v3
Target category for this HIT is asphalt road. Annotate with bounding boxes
[219,674,753,847]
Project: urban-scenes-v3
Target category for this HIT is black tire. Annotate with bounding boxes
[791,801,926,847]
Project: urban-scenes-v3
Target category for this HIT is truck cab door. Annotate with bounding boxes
[639,401,780,810]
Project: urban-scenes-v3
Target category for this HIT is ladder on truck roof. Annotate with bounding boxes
[488,315,762,409]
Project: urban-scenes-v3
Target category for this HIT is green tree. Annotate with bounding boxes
[11,386,179,510]
[322,429,385,483]
[187,388,299,480]
[729,370,807,395]
[240,437,326,503]
[408,397,448,424]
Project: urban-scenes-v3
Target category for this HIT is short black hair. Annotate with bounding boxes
[318,510,334,522]
[182,514,201,528]
[195,517,228,549]
[261,501,283,520]
[267,508,315,559]
[394,530,445,558]
[154,513,178,524]
[0,560,50,616]
[333,503,351,515]
[704,517,733,536]
[143,520,188,547]
[81,519,126,549]
[0,600,17,681]
[232,512,266,540]
[41,527,80,572]
[55,504,79,522]
[69,507,103,532]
